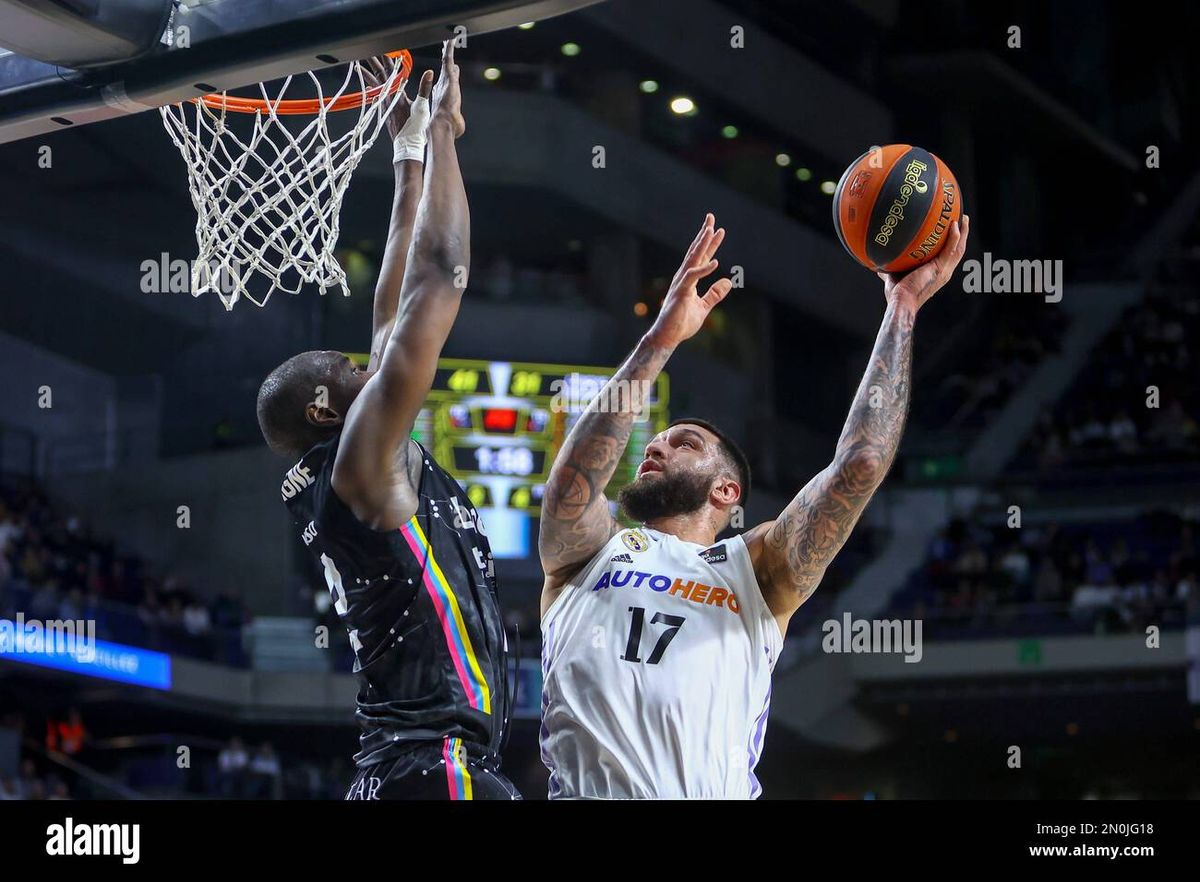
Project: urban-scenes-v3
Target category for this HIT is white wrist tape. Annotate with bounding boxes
[392,94,431,164]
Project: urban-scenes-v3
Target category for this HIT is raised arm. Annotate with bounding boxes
[749,216,970,625]
[359,58,435,371]
[333,41,468,529]
[540,214,732,595]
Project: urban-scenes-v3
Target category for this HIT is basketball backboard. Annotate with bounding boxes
[0,0,602,144]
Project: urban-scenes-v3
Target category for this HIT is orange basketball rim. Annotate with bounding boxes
[196,50,413,115]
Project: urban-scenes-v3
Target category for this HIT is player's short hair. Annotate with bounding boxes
[668,417,751,508]
[256,352,338,459]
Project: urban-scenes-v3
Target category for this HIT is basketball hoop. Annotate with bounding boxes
[160,50,414,310]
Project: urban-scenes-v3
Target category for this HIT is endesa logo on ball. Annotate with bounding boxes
[591,568,741,614]
[873,158,929,248]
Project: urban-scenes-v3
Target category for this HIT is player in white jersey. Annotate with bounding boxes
[538,211,970,798]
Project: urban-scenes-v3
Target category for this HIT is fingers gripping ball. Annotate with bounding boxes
[832,144,962,274]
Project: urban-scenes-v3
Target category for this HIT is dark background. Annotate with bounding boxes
[0,0,1198,800]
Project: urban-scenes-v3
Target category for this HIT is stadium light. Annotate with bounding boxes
[669,96,696,116]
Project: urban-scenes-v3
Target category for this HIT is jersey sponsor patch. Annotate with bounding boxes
[609,552,634,563]
[621,529,651,553]
[591,567,741,614]
[698,543,727,565]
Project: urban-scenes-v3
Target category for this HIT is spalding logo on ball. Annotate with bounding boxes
[832,144,961,274]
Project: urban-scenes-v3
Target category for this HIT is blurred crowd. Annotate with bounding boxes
[0,706,350,800]
[0,708,79,800]
[214,737,283,799]
[214,737,350,800]
[0,757,71,800]
[0,479,251,665]
[1018,287,1199,471]
[894,511,1199,636]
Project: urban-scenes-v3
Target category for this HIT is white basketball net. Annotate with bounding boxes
[160,58,407,310]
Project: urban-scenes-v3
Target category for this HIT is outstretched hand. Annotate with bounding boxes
[877,214,970,313]
[647,213,733,349]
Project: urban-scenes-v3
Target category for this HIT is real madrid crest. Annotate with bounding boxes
[622,528,650,553]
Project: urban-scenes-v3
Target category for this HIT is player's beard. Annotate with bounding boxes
[618,468,712,523]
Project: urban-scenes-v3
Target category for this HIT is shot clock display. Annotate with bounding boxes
[350,356,670,558]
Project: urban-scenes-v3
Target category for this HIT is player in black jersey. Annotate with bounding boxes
[255,42,518,800]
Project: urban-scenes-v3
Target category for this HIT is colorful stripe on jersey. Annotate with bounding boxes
[400,517,492,714]
[443,737,473,800]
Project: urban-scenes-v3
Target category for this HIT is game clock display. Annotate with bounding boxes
[351,356,670,558]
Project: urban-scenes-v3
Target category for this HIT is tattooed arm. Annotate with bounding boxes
[746,216,970,632]
[540,214,732,610]
[537,340,671,592]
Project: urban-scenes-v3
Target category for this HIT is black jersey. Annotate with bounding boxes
[282,434,510,768]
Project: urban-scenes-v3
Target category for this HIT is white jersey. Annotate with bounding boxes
[540,526,783,799]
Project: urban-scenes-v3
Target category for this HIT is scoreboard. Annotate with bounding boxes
[349,356,670,558]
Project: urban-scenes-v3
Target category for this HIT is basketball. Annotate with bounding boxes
[832,144,962,274]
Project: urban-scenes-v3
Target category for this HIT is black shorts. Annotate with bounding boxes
[344,738,521,800]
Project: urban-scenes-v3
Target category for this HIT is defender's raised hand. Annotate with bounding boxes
[361,55,434,143]
[648,213,733,349]
[431,40,464,138]
[877,214,970,313]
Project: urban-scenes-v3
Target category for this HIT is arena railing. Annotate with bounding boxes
[21,737,143,800]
